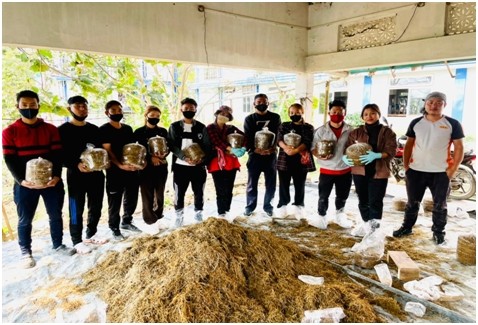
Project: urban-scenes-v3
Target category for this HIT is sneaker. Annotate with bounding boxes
[275,206,288,219]
[84,235,108,245]
[265,210,273,217]
[74,242,92,254]
[335,209,353,228]
[370,219,381,230]
[54,244,76,256]
[433,233,445,245]
[112,229,125,241]
[120,223,142,232]
[351,221,368,237]
[194,211,203,222]
[218,213,227,218]
[392,226,412,238]
[244,209,253,217]
[21,254,36,269]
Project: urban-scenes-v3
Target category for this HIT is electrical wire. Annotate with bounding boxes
[393,3,419,43]
[202,10,209,66]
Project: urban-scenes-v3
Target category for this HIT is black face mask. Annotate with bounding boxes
[255,104,268,112]
[71,112,87,122]
[147,117,160,126]
[290,115,302,123]
[109,114,123,122]
[182,111,195,119]
[19,108,39,119]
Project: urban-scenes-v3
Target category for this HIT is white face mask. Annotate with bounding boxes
[217,115,230,124]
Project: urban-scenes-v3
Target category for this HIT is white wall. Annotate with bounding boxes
[2,2,308,73]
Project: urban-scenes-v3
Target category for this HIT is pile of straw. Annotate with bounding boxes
[82,218,388,322]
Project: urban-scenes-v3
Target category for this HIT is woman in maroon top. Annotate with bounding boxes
[206,106,246,219]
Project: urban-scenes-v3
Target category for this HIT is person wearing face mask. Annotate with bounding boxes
[168,97,211,228]
[59,96,107,254]
[276,103,316,220]
[343,104,396,236]
[3,90,75,269]
[206,105,246,220]
[99,100,142,241]
[243,93,282,217]
[133,105,169,232]
[311,100,353,230]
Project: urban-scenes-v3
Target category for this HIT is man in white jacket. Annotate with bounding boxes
[311,100,353,229]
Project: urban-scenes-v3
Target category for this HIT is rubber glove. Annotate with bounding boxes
[359,150,382,165]
[231,147,246,158]
[342,155,354,167]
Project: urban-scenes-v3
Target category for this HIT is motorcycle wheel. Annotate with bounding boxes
[449,165,476,200]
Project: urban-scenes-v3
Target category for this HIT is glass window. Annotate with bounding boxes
[243,96,252,113]
[388,89,408,116]
[333,91,348,105]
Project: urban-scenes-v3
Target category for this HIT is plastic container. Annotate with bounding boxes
[25,157,52,186]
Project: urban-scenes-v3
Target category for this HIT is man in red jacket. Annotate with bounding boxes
[2,90,75,269]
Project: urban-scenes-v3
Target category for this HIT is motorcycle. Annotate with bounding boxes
[390,135,476,200]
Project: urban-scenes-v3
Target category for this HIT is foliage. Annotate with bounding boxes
[2,47,195,128]
[345,112,364,128]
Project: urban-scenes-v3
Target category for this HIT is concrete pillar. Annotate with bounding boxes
[295,73,315,123]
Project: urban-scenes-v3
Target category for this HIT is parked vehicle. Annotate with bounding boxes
[383,117,476,200]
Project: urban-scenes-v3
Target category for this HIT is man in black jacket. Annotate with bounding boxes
[243,93,281,217]
[168,97,211,228]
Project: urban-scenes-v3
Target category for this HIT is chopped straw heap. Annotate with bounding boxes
[83,218,390,322]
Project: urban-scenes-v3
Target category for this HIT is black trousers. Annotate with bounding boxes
[105,166,140,231]
[173,164,207,211]
[246,154,277,213]
[67,169,105,245]
[318,172,352,216]
[352,175,388,222]
[403,168,449,234]
[140,164,168,225]
[278,169,308,208]
[212,169,238,215]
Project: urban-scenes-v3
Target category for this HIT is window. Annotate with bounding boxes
[205,68,220,80]
[333,91,348,105]
[243,96,252,113]
[388,88,431,116]
[388,89,408,116]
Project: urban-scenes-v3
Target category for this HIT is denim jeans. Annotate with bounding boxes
[14,181,65,255]
[246,154,277,213]
[403,168,449,234]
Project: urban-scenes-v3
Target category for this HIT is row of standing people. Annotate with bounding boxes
[3,90,464,269]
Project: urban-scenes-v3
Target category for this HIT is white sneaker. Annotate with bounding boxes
[335,209,353,228]
[194,211,203,222]
[74,242,92,254]
[308,215,328,230]
[275,206,288,219]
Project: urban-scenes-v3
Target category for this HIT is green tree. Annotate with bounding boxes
[2,47,195,128]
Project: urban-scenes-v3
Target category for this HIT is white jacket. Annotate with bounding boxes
[312,122,352,171]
